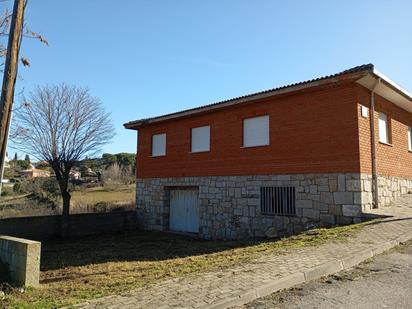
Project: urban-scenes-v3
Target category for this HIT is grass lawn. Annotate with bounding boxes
[1,220,376,309]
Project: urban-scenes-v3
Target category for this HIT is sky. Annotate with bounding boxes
[3,0,412,158]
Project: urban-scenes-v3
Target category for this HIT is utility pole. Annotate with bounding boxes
[0,110,12,195]
[0,0,26,194]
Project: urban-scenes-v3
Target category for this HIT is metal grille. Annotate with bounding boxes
[260,187,296,215]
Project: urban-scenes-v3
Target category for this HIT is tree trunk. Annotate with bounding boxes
[61,189,71,238]
[51,164,72,238]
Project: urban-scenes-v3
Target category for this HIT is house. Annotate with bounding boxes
[4,153,10,168]
[69,170,81,180]
[124,64,412,240]
[21,168,51,180]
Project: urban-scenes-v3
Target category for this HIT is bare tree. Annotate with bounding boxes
[102,162,134,185]
[11,84,115,236]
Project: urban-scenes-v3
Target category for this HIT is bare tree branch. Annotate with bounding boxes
[0,4,48,72]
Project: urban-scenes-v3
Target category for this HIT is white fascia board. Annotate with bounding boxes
[372,68,412,102]
[356,70,412,114]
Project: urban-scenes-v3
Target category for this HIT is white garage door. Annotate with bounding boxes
[169,189,199,233]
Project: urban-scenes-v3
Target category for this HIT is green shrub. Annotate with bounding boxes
[41,178,61,201]
[20,178,61,203]
[0,187,13,196]
[1,190,9,196]
[13,182,21,193]
[92,201,109,212]
[20,179,42,196]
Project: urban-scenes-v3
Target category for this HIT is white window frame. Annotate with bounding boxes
[191,125,210,153]
[408,127,412,151]
[151,133,166,157]
[243,115,270,148]
[378,112,390,144]
[361,105,369,118]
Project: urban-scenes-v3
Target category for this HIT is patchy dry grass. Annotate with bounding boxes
[0,194,58,219]
[2,219,377,309]
[0,185,135,218]
[70,184,135,213]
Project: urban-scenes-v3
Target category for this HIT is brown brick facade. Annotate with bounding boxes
[135,82,412,180]
[356,84,412,178]
[137,82,361,178]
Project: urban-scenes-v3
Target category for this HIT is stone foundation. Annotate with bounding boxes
[136,173,365,240]
[360,174,412,210]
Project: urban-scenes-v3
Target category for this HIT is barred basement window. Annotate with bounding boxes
[260,187,296,215]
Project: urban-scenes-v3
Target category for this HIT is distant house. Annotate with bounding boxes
[21,168,51,180]
[69,170,81,180]
[125,64,412,240]
[4,154,10,168]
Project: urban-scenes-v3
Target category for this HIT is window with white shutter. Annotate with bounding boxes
[378,112,390,144]
[152,133,166,156]
[361,105,369,118]
[408,127,412,151]
[243,115,269,147]
[191,126,210,152]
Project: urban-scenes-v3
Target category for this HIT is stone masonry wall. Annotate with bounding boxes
[136,173,364,240]
[360,174,412,211]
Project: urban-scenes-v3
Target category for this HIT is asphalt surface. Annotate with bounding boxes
[237,240,412,309]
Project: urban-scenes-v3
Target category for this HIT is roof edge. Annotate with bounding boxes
[372,68,412,102]
[124,64,374,130]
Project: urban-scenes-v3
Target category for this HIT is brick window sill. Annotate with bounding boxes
[378,141,393,147]
[240,144,270,149]
[189,150,211,154]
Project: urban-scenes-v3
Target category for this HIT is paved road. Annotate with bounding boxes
[239,240,412,309]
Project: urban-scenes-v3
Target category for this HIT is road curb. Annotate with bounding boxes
[201,273,306,309]
[255,272,305,298]
[303,259,343,281]
[341,248,373,269]
[203,230,412,309]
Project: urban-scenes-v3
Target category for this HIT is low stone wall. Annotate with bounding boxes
[361,174,412,210]
[136,173,364,240]
[0,211,137,241]
[0,235,41,287]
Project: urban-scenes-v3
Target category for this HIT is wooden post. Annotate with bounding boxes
[0,0,26,192]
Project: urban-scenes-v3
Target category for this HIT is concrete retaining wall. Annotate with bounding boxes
[0,211,138,241]
[0,235,41,287]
